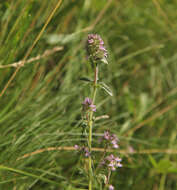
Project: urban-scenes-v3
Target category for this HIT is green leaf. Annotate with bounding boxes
[97,173,107,184]
[167,167,177,173]
[156,159,173,174]
[148,155,158,168]
[99,82,113,96]
[79,77,93,82]
[149,157,177,174]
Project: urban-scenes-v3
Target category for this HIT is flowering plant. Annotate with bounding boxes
[76,34,122,190]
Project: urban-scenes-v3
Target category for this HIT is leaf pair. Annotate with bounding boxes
[80,77,113,96]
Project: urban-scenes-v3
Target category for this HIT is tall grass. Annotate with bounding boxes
[0,0,177,189]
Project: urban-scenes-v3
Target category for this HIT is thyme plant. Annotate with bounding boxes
[76,34,122,190]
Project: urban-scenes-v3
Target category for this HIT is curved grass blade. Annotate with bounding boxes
[0,165,60,186]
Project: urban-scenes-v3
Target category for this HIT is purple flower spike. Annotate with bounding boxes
[86,34,108,64]
[82,97,96,112]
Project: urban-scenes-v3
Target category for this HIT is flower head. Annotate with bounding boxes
[74,145,90,157]
[102,131,119,149]
[82,97,96,112]
[105,154,122,171]
[86,34,108,64]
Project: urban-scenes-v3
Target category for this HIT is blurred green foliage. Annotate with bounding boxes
[0,0,177,189]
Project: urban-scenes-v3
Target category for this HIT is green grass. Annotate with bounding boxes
[0,0,177,189]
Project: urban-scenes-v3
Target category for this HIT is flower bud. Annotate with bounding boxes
[109,185,114,190]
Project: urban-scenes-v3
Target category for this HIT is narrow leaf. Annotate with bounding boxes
[79,77,93,82]
[148,155,158,168]
[99,82,113,96]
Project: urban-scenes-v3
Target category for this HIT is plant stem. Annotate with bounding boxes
[88,65,98,190]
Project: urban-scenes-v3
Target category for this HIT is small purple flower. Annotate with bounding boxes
[83,97,92,105]
[82,97,96,112]
[116,162,123,168]
[100,45,106,51]
[75,145,91,157]
[88,39,94,44]
[74,145,79,150]
[89,104,96,112]
[104,131,110,140]
[115,157,122,162]
[86,34,108,64]
[102,131,119,149]
[111,139,119,149]
[109,185,114,190]
[84,147,90,157]
[105,154,122,171]
[106,154,114,161]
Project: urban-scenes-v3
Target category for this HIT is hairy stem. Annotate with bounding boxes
[88,65,98,190]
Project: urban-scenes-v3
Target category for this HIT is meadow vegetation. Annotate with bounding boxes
[0,0,177,189]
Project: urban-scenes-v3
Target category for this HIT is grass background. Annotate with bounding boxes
[0,0,177,189]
